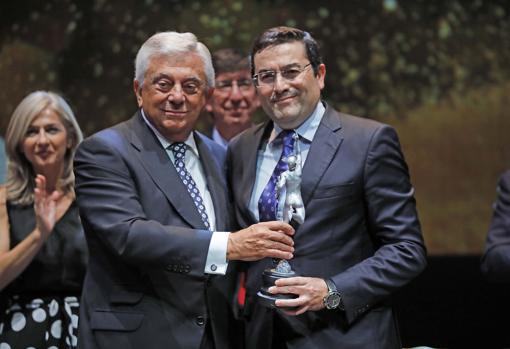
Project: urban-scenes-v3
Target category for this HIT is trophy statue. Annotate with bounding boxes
[257,133,305,308]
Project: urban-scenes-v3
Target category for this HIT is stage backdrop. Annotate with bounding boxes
[1,0,509,254]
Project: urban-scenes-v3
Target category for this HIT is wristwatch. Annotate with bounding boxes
[323,278,344,310]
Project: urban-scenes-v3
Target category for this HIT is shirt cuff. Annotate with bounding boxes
[204,231,229,275]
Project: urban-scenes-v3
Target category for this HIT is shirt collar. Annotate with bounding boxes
[141,109,199,157]
[211,127,229,149]
[269,101,325,146]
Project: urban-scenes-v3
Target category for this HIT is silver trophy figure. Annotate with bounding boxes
[277,153,305,225]
[258,132,305,307]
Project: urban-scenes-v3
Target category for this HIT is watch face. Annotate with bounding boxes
[326,293,341,309]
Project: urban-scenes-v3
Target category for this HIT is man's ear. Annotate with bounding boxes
[316,63,326,90]
[133,79,143,107]
[204,87,215,113]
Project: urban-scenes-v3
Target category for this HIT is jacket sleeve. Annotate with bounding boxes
[73,132,212,277]
[481,170,510,282]
[331,124,427,324]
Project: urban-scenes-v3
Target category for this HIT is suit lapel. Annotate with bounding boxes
[194,133,228,231]
[127,112,206,229]
[301,105,344,205]
[240,122,273,223]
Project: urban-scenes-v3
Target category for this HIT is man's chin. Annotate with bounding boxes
[225,115,250,125]
[271,106,294,120]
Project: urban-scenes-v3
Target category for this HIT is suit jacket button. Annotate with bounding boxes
[210,264,217,271]
[196,315,205,326]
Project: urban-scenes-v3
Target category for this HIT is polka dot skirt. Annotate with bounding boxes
[0,295,79,349]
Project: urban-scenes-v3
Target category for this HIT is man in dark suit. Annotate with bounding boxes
[74,31,295,349]
[228,26,427,348]
[481,170,510,282]
[205,48,260,149]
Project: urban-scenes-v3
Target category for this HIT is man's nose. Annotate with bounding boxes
[168,84,185,104]
[272,73,289,93]
[229,82,243,101]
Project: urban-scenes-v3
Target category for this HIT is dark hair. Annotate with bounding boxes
[250,26,322,76]
[212,48,250,75]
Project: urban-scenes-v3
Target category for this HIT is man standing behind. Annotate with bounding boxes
[205,48,259,149]
[228,26,427,348]
[74,31,294,349]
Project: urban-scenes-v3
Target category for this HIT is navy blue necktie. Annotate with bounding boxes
[169,142,211,230]
[258,130,295,222]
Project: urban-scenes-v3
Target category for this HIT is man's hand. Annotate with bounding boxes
[227,221,294,261]
[270,276,328,315]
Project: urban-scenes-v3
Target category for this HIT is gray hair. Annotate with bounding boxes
[134,31,215,88]
[5,91,83,205]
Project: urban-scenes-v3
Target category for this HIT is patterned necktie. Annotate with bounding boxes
[258,130,295,221]
[169,142,211,230]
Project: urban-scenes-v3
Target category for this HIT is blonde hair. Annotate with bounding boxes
[5,91,83,205]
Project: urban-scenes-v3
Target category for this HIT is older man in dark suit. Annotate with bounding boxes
[74,31,295,349]
[481,170,510,282]
[228,26,427,348]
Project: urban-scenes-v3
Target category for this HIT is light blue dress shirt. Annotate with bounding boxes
[248,102,326,220]
[211,127,229,150]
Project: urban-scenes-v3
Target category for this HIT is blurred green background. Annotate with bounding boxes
[1,0,509,254]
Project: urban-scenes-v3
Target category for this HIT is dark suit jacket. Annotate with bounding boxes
[74,111,237,349]
[481,170,510,282]
[227,104,427,349]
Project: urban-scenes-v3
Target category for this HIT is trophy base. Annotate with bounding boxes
[257,268,298,309]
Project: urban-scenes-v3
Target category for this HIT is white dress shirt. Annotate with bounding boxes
[142,110,229,275]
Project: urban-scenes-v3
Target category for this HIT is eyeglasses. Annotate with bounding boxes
[253,63,312,88]
[215,78,254,93]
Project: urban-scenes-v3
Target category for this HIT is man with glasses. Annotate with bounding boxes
[74,31,295,349]
[227,26,427,348]
[205,48,260,149]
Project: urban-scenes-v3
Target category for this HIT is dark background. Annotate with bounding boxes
[2,0,510,254]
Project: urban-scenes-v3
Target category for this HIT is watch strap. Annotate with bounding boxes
[324,278,344,311]
[325,278,337,293]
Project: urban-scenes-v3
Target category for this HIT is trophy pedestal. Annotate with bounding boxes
[257,267,298,308]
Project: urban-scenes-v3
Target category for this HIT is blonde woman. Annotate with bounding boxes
[0,91,87,348]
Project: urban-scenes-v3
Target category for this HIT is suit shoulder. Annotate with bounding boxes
[338,111,389,132]
[229,122,267,148]
[80,119,131,150]
[327,110,396,143]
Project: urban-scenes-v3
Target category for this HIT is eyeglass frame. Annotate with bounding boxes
[252,63,313,88]
[214,78,254,93]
